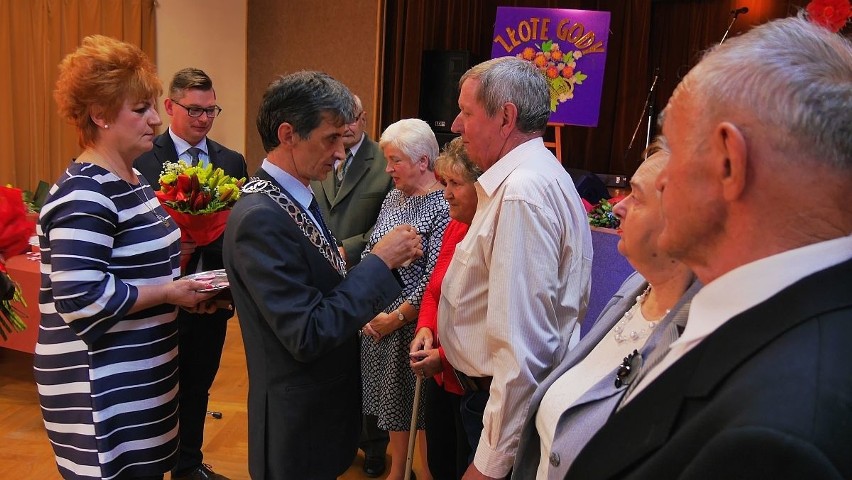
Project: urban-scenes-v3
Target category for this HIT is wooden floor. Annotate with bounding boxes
[0,319,427,479]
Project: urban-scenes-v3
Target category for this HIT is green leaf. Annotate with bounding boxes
[542,40,553,52]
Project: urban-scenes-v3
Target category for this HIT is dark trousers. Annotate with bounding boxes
[172,309,230,475]
[459,390,489,465]
[425,379,470,480]
[359,413,389,459]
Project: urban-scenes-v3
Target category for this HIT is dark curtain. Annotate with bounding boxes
[381,0,809,177]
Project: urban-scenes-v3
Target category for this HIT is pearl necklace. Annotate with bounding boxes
[612,285,668,344]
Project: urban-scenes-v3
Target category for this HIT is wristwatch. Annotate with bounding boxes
[396,310,406,324]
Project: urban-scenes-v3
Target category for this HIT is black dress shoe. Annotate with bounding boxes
[362,455,386,478]
[172,463,229,480]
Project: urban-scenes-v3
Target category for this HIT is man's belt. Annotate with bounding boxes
[454,369,493,393]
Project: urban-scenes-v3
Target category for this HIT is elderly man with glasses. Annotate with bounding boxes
[309,93,394,477]
[135,67,247,480]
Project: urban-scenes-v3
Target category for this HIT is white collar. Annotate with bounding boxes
[677,234,852,348]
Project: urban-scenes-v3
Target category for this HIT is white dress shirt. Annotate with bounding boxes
[168,128,209,167]
[260,159,322,227]
[334,132,364,173]
[624,233,852,404]
[438,137,593,477]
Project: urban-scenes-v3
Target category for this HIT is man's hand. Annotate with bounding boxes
[370,224,422,269]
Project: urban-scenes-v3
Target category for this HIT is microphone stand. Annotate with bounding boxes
[720,10,745,44]
[624,68,659,161]
[645,86,655,156]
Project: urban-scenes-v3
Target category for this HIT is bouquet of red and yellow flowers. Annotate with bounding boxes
[155,161,245,248]
[0,185,35,339]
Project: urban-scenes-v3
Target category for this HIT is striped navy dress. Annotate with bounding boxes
[34,162,182,479]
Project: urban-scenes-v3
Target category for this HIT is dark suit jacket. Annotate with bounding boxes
[223,169,403,480]
[567,258,852,480]
[134,133,247,321]
[309,135,392,267]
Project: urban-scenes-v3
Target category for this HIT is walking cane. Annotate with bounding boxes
[404,374,424,480]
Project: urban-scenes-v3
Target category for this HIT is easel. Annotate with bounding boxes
[544,123,564,162]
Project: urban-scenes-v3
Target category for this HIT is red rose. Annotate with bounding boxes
[807,0,852,32]
[0,186,35,261]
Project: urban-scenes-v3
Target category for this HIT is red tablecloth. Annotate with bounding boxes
[1,254,40,353]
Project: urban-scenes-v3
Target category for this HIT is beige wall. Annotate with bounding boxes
[155,0,248,156]
[155,0,383,171]
[245,0,384,171]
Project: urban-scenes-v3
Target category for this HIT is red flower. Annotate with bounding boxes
[807,0,852,32]
[154,161,245,268]
[0,186,35,263]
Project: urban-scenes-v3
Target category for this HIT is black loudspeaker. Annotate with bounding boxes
[435,131,460,150]
[419,50,471,133]
[567,168,611,205]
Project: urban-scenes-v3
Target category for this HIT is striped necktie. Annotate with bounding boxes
[308,197,334,246]
[187,147,203,166]
[334,149,352,194]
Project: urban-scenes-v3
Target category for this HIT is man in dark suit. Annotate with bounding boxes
[223,71,423,480]
[135,68,247,480]
[567,16,852,480]
[311,94,393,268]
[310,93,393,477]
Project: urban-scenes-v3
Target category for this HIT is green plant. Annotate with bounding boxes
[588,198,620,228]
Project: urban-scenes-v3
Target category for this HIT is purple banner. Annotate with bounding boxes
[492,7,611,127]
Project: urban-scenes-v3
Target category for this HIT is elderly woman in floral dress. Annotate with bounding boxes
[360,118,449,480]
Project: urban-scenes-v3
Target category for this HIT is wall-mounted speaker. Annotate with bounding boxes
[419,50,471,133]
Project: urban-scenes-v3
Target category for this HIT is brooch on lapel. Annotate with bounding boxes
[615,349,643,388]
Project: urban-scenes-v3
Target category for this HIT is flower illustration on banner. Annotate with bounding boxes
[518,40,588,112]
[806,0,852,32]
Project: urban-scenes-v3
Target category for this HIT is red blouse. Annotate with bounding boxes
[416,219,469,395]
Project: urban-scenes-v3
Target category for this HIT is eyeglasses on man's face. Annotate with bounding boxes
[348,112,364,124]
[172,99,223,118]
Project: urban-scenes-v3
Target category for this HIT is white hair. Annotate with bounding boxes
[379,118,440,170]
[681,14,852,169]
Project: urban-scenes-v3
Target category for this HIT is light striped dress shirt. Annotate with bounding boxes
[438,137,593,477]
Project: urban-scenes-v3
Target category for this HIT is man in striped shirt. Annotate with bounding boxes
[438,56,593,479]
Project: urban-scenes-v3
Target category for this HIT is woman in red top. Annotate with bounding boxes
[410,137,481,479]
